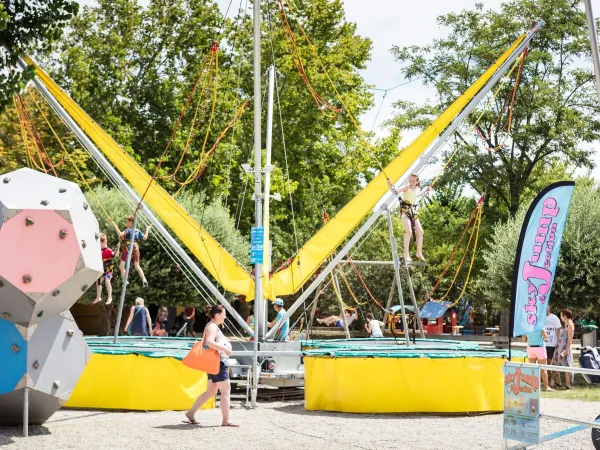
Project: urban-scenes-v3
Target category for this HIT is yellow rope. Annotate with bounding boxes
[28,90,114,223]
[337,266,367,306]
[174,48,220,195]
[14,98,33,169]
[439,203,483,306]
[14,96,46,171]
[430,53,525,188]
[281,0,387,174]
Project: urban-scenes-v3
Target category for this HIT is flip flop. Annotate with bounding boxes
[221,423,240,427]
[182,418,199,425]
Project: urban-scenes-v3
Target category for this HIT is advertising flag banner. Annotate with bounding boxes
[509,181,574,337]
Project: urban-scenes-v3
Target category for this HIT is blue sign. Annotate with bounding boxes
[510,181,574,337]
[503,364,541,444]
[250,227,264,264]
[250,249,263,264]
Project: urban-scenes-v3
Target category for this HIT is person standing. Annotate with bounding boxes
[184,305,238,427]
[268,298,289,341]
[544,307,561,386]
[185,306,196,337]
[124,297,152,336]
[552,308,575,389]
[522,329,553,391]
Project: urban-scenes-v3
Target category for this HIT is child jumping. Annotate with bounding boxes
[387,174,430,263]
[112,216,152,288]
[93,233,118,305]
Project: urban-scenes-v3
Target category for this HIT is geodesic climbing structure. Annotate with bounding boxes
[0,168,102,425]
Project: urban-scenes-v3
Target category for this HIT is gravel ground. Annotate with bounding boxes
[1,398,598,449]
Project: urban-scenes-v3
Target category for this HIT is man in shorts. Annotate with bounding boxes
[544,307,562,385]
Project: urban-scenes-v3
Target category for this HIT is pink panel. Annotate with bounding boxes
[0,210,80,293]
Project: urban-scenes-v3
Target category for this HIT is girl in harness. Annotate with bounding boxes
[387,174,430,263]
[113,216,152,288]
[92,233,118,305]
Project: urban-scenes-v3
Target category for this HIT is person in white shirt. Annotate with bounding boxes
[364,313,384,338]
[544,307,561,386]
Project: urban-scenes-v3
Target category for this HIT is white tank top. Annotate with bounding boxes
[369,320,383,337]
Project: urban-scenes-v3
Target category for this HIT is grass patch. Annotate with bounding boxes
[541,365,600,401]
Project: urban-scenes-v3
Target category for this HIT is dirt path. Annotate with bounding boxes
[1,398,598,449]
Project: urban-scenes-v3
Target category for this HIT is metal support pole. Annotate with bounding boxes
[307,285,322,340]
[18,58,254,338]
[332,270,351,339]
[22,388,28,438]
[386,210,410,345]
[113,214,138,343]
[250,0,262,409]
[383,276,396,324]
[404,266,426,339]
[265,20,544,340]
[584,0,600,103]
[262,65,275,341]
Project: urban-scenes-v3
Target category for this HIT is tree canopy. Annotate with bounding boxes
[0,0,78,111]
[387,0,600,219]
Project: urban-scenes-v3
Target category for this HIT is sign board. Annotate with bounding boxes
[250,227,264,264]
[503,364,541,444]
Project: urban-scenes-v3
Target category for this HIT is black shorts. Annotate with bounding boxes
[207,361,229,383]
[546,346,556,361]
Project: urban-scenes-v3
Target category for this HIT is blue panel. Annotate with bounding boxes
[0,318,27,395]
[419,301,451,319]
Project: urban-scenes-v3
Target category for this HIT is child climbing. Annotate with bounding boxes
[387,174,431,263]
[93,233,118,305]
[112,216,152,288]
[317,308,357,328]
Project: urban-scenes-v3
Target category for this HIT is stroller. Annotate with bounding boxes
[169,313,189,337]
[578,346,600,384]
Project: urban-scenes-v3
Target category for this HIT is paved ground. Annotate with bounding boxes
[1,398,598,449]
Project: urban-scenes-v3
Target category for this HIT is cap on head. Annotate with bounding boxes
[274,298,284,306]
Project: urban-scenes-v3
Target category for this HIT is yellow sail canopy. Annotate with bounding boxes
[25,57,257,300]
[267,33,527,297]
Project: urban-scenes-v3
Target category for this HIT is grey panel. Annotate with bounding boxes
[0,389,60,425]
[0,276,37,326]
[27,315,89,397]
[0,168,78,211]
[30,268,101,326]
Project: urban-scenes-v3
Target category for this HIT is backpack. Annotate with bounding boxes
[578,346,600,384]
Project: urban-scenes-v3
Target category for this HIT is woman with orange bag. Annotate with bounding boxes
[183,305,239,427]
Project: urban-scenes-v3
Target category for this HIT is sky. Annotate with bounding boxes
[76,0,600,179]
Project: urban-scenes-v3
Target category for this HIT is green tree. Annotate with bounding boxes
[0,0,78,111]
[387,0,600,219]
[482,180,600,317]
[49,0,382,266]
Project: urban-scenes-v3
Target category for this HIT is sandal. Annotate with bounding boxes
[221,423,240,427]
[183,415,199,425]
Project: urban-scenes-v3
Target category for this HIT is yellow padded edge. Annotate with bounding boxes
[304,355,527,413]
[268,33,526,297]
[26,57,256,300]
[66,353,214,411]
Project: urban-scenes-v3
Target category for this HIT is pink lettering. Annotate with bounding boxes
[522,262,552,295]
[542,197,559,218]
[527,314,537,325]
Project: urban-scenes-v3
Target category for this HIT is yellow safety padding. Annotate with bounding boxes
[268,33,526,297]
[26,57,256,300]
[66,353,215,411]
[304,355,527,413]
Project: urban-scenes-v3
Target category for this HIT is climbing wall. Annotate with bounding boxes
[0,168,101,425]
